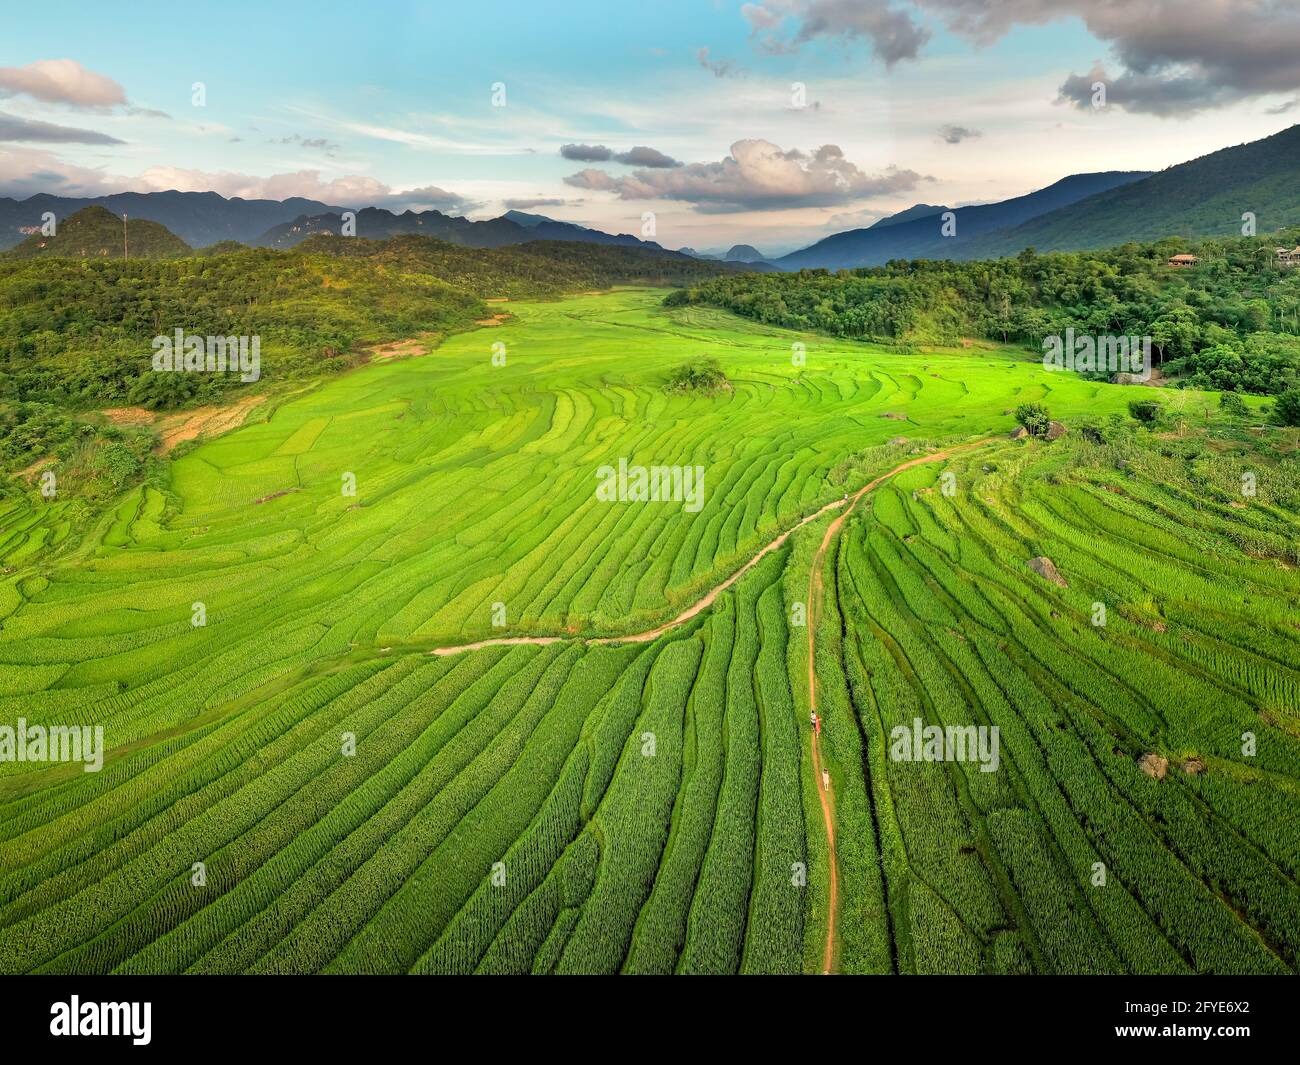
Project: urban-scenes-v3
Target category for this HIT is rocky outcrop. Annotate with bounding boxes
[1027,556,1068,587]
[1139,752,1169,780]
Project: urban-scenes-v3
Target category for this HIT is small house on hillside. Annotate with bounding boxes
[1167,253,1199,268]
[1275,246,1300,266]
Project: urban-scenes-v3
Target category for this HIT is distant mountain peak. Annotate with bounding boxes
[725,244,766,262]
[2,204,191,260]
[777,170,1154,270]
[502,210,554,228]
[0,189,345,250]
[869,203,948,229]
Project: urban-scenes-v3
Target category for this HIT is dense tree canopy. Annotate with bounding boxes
[673,230,1300,397]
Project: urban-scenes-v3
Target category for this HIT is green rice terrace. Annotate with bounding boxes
[0,288,1297,974]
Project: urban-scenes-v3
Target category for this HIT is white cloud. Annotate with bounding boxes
[0,59,127,109]
[566,139,930,212]
[0,151,473,212]
[135,167,473,210]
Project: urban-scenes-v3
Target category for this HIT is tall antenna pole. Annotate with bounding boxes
[123,212,128,259]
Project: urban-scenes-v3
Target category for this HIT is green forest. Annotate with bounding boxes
[672,229,1300,407]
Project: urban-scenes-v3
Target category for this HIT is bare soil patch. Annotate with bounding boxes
[157,394,265,453]
[368,338,428,363]
[101,406,156,427]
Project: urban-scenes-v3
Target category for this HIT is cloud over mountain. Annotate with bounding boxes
[565,139,929,212]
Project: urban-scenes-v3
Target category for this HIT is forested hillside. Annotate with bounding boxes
[966,124,1300,257]
[0,235,734,482]
[674,230,1300,399]
[777,171,1150,270]
[3,206,192,261]
[292,233,736,292]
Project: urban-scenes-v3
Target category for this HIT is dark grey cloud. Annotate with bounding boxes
[1056,61,1238,117]
[697,47,745,78]
[736,1,1300,114]
[916,0,1300,115]
[503,197,579,209]
[741,1,929,66]
[273,133,340,152]
[565,139,931,212]
[561,143,681,168]
[938,124,981,144]
[560,143,613,162]
[612,146,681,168]
[0,111,124,145]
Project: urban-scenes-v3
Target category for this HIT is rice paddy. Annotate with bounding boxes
[0,288,1296,973]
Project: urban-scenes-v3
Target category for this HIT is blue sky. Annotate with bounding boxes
[2,0,1297,253]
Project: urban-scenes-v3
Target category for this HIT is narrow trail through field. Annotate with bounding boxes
[806,439,992,975]
[807,506,840,975]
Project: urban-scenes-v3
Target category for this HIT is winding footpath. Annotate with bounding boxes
[430,439,993,974]
[803,439,992,974]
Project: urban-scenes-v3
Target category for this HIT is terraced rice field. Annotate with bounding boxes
[0,289,1296,973]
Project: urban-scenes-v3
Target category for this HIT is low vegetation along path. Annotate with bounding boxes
[431,438,992,973]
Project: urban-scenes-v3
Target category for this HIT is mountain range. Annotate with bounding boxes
[0,192,666,254]
[775,171,1152,269]
[255,206,665,251]
[776,123,1299,268]
[957,122,1300,258]
[2,124,1295,268]
[0,190,344,250]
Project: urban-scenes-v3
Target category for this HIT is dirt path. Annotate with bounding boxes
[807,513,840,975]
[803,439,992,975]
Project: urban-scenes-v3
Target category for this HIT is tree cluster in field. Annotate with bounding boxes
[664,358,730,394]
[670,230,1300,400]
[1013,403,1052,437]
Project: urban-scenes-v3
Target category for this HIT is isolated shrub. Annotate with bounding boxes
[1014,402,1051,438]
[89,441,143,491]
[1275,387,1300,426]
[1219,391,1248,416]
[1077,419,1106,444]
[1128,398,1163,424]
